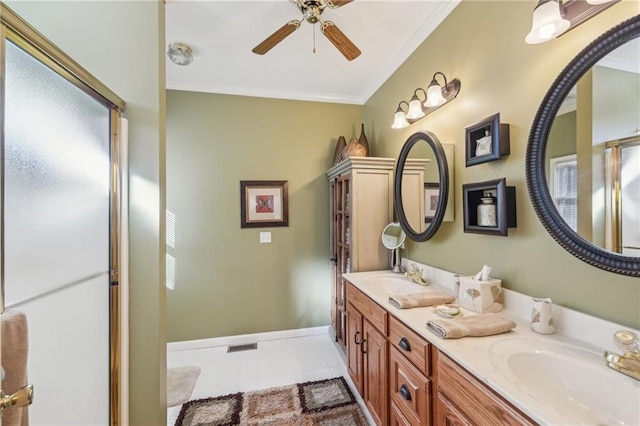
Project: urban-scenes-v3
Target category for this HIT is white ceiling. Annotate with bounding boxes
[165,0,460,105]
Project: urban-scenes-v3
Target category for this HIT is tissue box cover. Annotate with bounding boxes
[458,276,503,313]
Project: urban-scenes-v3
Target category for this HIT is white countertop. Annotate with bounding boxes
[343,266,640,426]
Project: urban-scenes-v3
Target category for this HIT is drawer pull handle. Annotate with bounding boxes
[399,384,412,401]
[399,337,411,352]
[354,331,362,345]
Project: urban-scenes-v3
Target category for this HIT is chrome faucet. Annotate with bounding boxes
[405,263,428,285]
[604,330,640,381]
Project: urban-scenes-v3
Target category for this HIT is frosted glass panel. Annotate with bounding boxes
[3,40,111,425]
[17,275,109,425]
[621,145,640,256]
[4,40,110,305]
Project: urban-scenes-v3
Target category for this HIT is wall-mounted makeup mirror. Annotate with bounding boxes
[381,222,406,272]
[526,14,640,277]
[394,131,449,241]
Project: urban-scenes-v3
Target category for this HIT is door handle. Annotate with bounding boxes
[398,337,411,352]
[360,339,367,354]
[399,384,412,401]
[0,384,34,415]
[354,330,362,345]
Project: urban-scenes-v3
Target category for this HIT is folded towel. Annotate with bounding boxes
[1,309,29,426]
[389,292,455,309]
[426,313,516,339]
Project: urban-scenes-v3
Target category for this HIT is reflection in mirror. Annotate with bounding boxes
[526,14,640,276]
[394,131,449,242]
[381,222,406,272]
[546,38,640,257]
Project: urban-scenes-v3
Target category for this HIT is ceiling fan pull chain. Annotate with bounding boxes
[313,24,316,54]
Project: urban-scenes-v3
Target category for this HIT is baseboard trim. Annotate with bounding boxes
[167,326,331,352]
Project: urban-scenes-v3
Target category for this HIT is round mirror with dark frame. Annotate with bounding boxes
[394,131,449,241]
[526,14,640,277]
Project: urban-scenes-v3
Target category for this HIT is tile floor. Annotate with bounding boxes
[167,330,374,425]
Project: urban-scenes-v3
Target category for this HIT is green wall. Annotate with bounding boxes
[548,111,577,161]
[365,0,639,329]
[166,91,362,341]
[5,1,167,424]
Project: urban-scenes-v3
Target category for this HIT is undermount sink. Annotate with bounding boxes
[489,337,640,425]
[374,276,432,294]
[359,273,432,294]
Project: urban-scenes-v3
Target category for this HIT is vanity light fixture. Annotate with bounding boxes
[525,0,621,44]
[426,72,451,107]
[391,101,410,129]
[391,72,461,129]
[525,0,570,44]
[406,88,427,120]
[167,42,194,66]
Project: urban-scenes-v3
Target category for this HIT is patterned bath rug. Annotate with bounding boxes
[174,376,368,425]
[168,366,202,407]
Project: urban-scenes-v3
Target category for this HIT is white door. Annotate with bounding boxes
[0,10,123,425]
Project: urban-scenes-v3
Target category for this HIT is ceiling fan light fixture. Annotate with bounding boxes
[167,42,193,66]
[586,0,615,4]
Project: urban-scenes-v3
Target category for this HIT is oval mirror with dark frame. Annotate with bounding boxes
[394,131,449,241]
[526,14,640,277]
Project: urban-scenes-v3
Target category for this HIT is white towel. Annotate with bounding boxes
[1,309,29,426]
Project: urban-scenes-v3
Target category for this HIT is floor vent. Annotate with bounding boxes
[227,343,258,353]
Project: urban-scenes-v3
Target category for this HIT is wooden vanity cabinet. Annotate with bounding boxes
[435,352,536,426]
[388,316,433,426]
[327,157,394,352]
[346,283,389,426]
[344,280,535,426]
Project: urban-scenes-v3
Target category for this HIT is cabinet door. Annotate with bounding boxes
[346,302,363,395]
[435,394,472,426]
[330,180,338,339]
[363,320,388,426]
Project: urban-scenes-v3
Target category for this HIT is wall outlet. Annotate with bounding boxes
[259,232,271,243]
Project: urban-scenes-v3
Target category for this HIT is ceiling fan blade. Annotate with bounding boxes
[321,21,361,61]
[252,21,301,55]
[326,0,354,8]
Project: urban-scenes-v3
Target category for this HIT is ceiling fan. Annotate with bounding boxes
[252,0,361,61]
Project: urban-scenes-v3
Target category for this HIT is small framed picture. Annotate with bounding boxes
[465,113,510,167]
[424,183,440,223]
[240,180,289,228]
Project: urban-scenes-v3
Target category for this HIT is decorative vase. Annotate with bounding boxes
[477,196,497,227]
[333,136,346,165]
[358,123,369,156]
[342,138,367,160]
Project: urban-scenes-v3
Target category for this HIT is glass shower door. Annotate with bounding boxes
[2,39,111,425]
[621,144,640,256]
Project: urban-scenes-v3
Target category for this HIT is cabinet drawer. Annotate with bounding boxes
[389,315,431,375]
[437,352,536,426]
[390,346,431,426]
[346,282,387,335]
[390,401,413,426]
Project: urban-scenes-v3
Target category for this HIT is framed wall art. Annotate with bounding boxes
[424,182,440,223]
[240,180,289,228]
[465,113,510,167]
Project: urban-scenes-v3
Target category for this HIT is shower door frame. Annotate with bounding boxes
[0,3,127,424]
